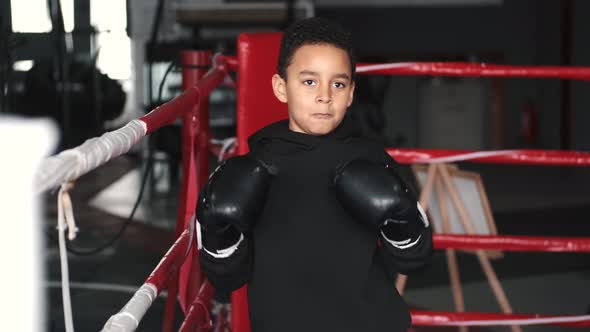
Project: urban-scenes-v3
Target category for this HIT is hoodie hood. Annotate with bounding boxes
[247,116,362,157]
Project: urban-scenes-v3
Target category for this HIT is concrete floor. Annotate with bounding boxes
[43,155,590,332]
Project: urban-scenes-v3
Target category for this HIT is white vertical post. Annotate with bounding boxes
[0,117,58,332]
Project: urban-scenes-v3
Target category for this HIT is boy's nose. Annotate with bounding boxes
[316,87,332,104]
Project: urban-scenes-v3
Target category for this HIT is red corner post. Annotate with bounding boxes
[162,50,212,332]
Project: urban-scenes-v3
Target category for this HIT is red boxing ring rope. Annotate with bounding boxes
[219,56,590,80]
[434,234,590,252]
[356,62,590,80]
[101,229,191,331]
[209,145,590,166]
[387,148,590,166]
[223,55,239,72]
[140,61,228,134]
[411,310,590,327]
[145,229,192,291]
[178,281,216,332]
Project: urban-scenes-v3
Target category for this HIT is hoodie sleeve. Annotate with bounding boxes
[376,149,434,275]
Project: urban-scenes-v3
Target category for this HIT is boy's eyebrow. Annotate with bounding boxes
[333,73,351,81]
[298,70,319,77]
[298,70,351,81]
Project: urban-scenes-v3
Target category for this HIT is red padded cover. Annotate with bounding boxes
[233,32,287,332]
[236,32,288,156]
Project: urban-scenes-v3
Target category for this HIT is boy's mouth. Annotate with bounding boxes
[311,113,333,119]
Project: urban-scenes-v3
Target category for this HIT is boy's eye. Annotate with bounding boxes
[303,79,316,86]
[333,82,347,89]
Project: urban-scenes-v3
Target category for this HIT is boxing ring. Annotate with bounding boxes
[35,32,590,332]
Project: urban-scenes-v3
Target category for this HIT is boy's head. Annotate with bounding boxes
[272,17,356,136]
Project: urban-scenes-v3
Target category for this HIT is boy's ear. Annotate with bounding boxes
[346,81,355,107]
[272,74,288,103]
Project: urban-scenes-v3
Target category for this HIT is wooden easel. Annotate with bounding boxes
[395,163,522,332]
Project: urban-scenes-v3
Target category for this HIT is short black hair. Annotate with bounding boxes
[277,17,356,81]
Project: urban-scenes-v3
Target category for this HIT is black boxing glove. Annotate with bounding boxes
[197,155,273,252]
[332,158,427,245]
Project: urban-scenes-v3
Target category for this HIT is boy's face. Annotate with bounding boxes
[272,43,355,135]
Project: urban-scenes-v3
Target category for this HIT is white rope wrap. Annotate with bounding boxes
[100,229,192,332]
[435,314,590,327]
[56,182,78,332]
[35,120,147,193]
[356,62,412,73]
[100,283,158,332]
[422,150,519,164]
[58,182,79,240]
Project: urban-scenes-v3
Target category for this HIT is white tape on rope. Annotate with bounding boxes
[35,119,147,193]
[356,62,412,73]
[422,150,519,164]
[100,283,158,332]
[431,314,590,327]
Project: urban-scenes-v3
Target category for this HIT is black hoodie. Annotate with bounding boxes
[200,118,433,332]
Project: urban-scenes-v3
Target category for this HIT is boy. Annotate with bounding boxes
[197,17,433,332]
